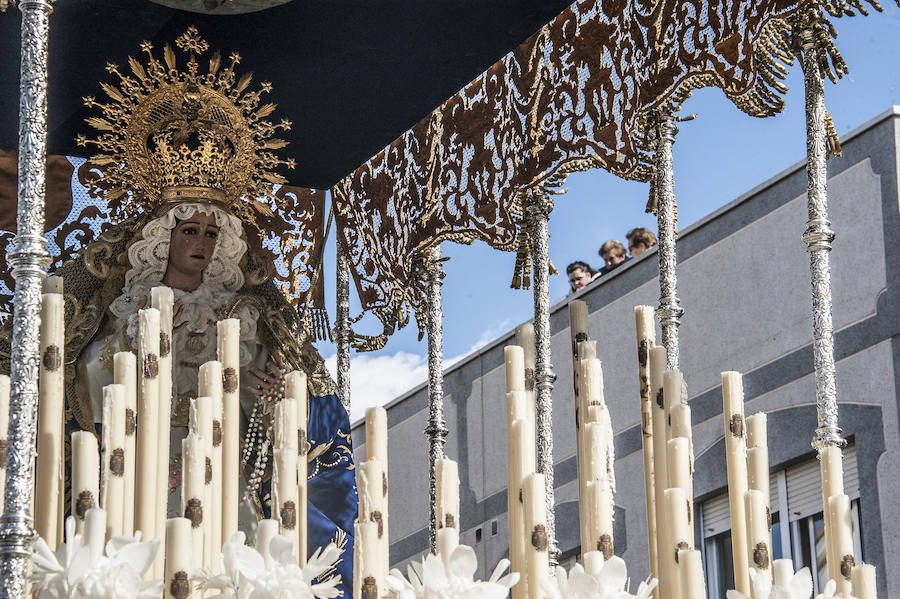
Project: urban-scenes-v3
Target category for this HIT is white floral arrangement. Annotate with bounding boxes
[727,568,858,599]
[386,544,519,599]
[30,517,162,599]
[540,555,657,599]
[195,531,342,599]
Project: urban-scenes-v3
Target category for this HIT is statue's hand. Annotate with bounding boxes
[248,353,287,413]
[172,299,188,333]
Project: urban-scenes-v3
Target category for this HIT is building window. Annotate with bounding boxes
[699,445,862,599]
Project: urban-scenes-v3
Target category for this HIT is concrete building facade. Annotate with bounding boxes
[351,107,900,598]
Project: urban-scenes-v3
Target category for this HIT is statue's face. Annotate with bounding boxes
[167,210,220,283]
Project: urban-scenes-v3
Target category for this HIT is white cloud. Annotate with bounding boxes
[324,319,513,424]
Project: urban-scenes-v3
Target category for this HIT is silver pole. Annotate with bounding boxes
[653,109,684,371]
[797,26,843,451]
[0,2,54,598]
[423,245,447,552]
[335,238,351,411]
[525,188,559,566]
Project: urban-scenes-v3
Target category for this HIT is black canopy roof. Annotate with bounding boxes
[0,0,571,189]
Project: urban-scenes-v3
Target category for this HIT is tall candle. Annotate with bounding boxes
[182,434,205,575]
[514,324,537,433]
[256,519,280,568]
[850,564,876,599]
[819,445,844,583]
[135,308,160,544]
[722,371,750,596]
[664,487,692,599]
[667,437,693,528]
[165,518,194,599]
[827,494,855,597]
[358,459,385,572]
[0,375,9,505]
[365,406,388,465]
[189,396,214,570]
[577,352,600,556]
[678,549,706,599]
[663,370,684,441]
[504,345,525,393]
[36,292,64,548]
[745,489,771,588]
[83,508,107,564]
[650,346,670,596]
[586,479,614,560]
[523,473,548,599]
[508,417,534,599]
[199,360,224,572]
[217,319,241,541]
[436,526,460,570]
[287,370,309,566]
[746,414,770,504]
[151,286,174,578]
[634,305,658,586]
[274,448,300,563]
[435,458,460,530]
[101,384,126,539]
[584,421,610,484]
[71,431,99,535]
[114,352,137,536]
[275,397,299,451]
[357,520,381,599]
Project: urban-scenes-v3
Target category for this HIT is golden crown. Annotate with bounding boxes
[76,27,294,228]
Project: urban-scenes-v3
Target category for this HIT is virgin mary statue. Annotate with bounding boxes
[0,27,356,594]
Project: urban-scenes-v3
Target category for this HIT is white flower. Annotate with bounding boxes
[195,532,342,599]
[814,579,858,599]
[540,556,657,599]
[386,544,519,599]
[727,568,818,599]
[30,516,162,599]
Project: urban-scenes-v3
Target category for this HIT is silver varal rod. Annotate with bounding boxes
[525,187,559,565]
[335,238,351,411]
[424,245,448,552]
[797,26,843,451]
[0,2,55,599]
[652,108,684,372]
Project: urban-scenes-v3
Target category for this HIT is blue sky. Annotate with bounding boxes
[314,9,900,422]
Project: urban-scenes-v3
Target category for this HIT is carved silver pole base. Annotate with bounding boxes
[796,25,844,452]
[424,246,448,553]
[0,2,54,599]
[524,188,560,567]
[652,108,684,372]
[335,239,351,412]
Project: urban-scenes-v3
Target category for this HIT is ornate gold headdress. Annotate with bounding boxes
[76,26,294,229]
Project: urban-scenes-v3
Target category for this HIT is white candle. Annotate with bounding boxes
[435,458,459,530]
[746,414,770,503]
[256,519,280,568]
[634,305,658,586]
[217,319,241,541]
[649,347,669,535]
[664,487,692,599]
[820,445,844,583]
[523,473,548,599]
[722,371,750,596]
[514,324,536,432]
[189,396,214,570]
[365,406,388,464]
[114,352,137,536]
[101,384,126,539]
[151,286,173,578]
[678,549,706,599]
[357,520,381,599]
[71,431,99,534]
[586,479,614,559]
[36,292,64,549]
[0,375,8,505]
[773,559,794,589]
[827,494,855,596]
[663,370,684,441]
[274,448,300,561]
[436,526,459,569]
[667,437,693,527]
[83,508,107,564]
[584,421,610,484]
[287,369,309,566]
[165,518,194,599]
[851,563,876,599]
[135,308,160,544]
[745,489,772,588]
[504,345,525,393]
[182,434,205,575]
[199,360,223,573]
[275,397,299,451]
[508,416,533,599]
